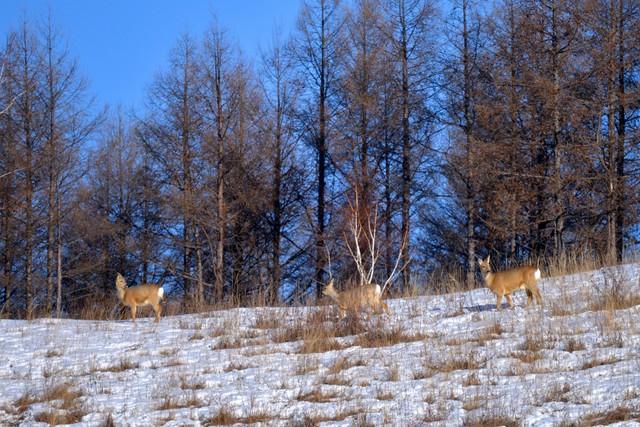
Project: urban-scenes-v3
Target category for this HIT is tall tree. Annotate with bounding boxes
[138,34,202,302]
[0,33,19,315]
[201,23,238,303]
[259,32,302,302]
[383,0,436,289]
[40,14,96,316]
[14,21,43,318]
[294,0,345,297]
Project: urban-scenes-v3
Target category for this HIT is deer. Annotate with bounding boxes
[477,255,542,310]
[115,273,164,323]
[321,186,405,319]
[322,278,390,319]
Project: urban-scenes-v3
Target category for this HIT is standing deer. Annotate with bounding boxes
[322,278,390,319]
[478,256,542,310]
[115,273,164,323]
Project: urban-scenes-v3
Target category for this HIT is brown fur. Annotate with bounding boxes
[115,273,164,323]
[478,256,542,310]
[322,279,390,318]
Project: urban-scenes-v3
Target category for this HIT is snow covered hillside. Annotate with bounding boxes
[1,264,640,426]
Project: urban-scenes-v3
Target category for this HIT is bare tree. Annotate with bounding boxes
[14,21,43,318]
[0,32,19,315]
[138,34,203,303]
[201,23,240,303]
[382,0,437,290]
[259,31,302,303]
[294,0,346,298]
[40,13,97,316]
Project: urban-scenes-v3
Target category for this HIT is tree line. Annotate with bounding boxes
[1,0,638,319]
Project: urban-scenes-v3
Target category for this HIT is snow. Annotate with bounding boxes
[1,264,640,426]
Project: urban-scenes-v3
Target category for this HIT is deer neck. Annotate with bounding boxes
[117,286,127,302]
[323,286,339,302]
[482,271,496,289]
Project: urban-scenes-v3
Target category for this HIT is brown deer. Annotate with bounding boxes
[115,273,164,323]
[478,256,542,310]
[322,278,390,319]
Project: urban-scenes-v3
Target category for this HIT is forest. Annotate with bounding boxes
[0,0,638,319]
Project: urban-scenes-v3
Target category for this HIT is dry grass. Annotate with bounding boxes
[34,409,86,425]
[544,251,611,278]
[274,311,354,354]
[464,414,518,427]
[45,348,63,358]
[306,408,366,423]
[424,350,486,373]
[101,357,140,372]
[521,326,558,353]
[564,337,586,352]
[41,382,83,407]
[299,329,347,354]
[296,388,342,403]
[295,356,319,376]
[321,374,351,386]
[189,332,205,341]
[510,350,543,364]
[203,408,238,425]
[387,365,400,381]
[14,392,39,413]
[273,322,307,343]
[354,325,426,348]
[463,372,482,386]
[327,356,366,375]
[209,325,226,338]
[202,407,273,425]
[254,312,281,329]
[103,413,116,427]
[579,407,640,425]
[224,361,250,372]
[581,354,619,370]
[210,336,243,350]
[159,348,178,357]
[179,319,203,330]
[287,416,319,427]
[157,393,203,410]
[589,280,640,313]
[375,388,394,400]
[180,377,205,390]
[541,382,571,403]
[15,381,85,423]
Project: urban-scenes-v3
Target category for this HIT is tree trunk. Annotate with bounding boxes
[400,0,411,291]
[551,0,564,256]
[315,0,328,299]
[615,0,625,260]
[272,85,283,304]
[215,48,226,302]
[462,0,476,287]
[56,194,62,318]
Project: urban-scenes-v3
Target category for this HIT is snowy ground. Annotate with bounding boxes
[1,265,640,426]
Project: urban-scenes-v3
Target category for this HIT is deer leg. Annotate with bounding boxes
[496,294,503,311]
[505,294,514,309]
[535,288,543,305]
[130,305,137,323]
[525,289,533,307]
[153,303,161,323]
[382,301,390,315]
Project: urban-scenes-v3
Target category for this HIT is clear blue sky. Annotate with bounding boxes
[0,0,302,112]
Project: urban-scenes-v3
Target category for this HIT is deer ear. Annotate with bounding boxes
[485,255,490,263]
